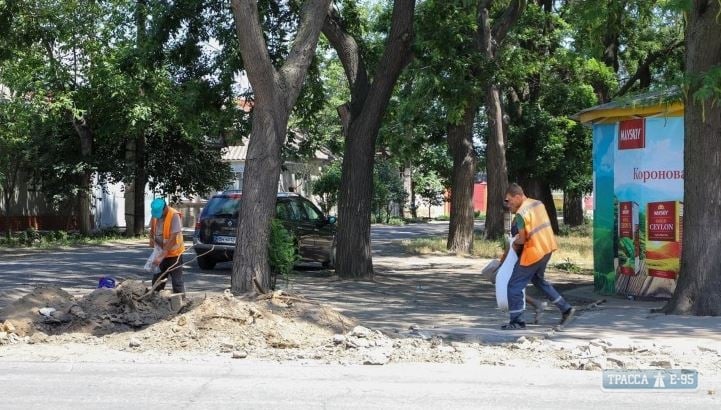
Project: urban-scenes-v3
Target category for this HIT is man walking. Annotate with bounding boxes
[149,198,186,294]
[501,183,575,329]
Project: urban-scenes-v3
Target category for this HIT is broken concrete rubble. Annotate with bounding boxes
[1,282,721,374]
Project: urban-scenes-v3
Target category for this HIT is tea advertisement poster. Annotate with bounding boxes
[592,117,684,298]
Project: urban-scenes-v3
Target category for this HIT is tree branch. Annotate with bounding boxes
[615,39,684,97]
[279,0,332,109]
[322,7,370,116]
[230,0,276,99]
[476,0,525,59]
[364,0,415,120]
[491,0,526,45]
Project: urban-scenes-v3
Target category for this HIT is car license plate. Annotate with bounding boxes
[214,235,236,244]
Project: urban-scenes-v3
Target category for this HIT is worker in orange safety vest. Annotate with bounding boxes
[149,198,186,294]
[501,183,575,330]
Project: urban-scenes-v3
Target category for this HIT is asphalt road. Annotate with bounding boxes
[1,359,717,409]
[0,222,455,309]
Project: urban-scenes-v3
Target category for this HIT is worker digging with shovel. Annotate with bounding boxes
[148,198,186,295]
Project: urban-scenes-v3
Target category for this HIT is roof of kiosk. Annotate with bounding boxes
[573,88,684,124]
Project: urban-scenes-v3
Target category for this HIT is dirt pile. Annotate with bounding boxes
[3,283,719,372]
[0,281,177,339]
[0,282,465,364]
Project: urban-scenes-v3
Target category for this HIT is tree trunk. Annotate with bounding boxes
[518,177,558,234]
[2,161,20,237]
[663,0,721,316]
[72,117,94,236]
[2,188,13,237]
[476,1,524,239]
[232,104,286,293]
[401,164,411,219]
[324,0,415,279]
[563,191,584,226]
[123,135,147,237]
[335,115,378,279]
[127,0,148,238]
[2,189,11,237]
[484,84,509,239]
[541,184,558,234]
[133,134,146,235]
[446,104,477,253]
[230,0,330,294]
[410,166,417,219]
[77,171,93,234]
[124,137,136,236]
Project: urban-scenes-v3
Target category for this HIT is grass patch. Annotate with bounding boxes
[553,232,593,269]
[402,224,593,270]
[402,233,504,258]
[404,217,431,224]
[0,228,137,249]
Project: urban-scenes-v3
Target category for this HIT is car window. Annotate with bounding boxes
[287,200,308,221]
[300,199,321,221]
[203,196,241,218]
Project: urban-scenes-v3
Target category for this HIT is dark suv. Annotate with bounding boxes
[192,191,336,270]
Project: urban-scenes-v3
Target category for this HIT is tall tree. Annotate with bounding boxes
[412,0,484,252]
[477,0,525,239]
[322,0,415,278]
[663,0,721,316]
[230,0,331,293]
[0,0,106,235]
[502,2,601,230]
[124,0,150,237]
[407,0,523,252]
[1,0,237,234]
[0,95,34,236]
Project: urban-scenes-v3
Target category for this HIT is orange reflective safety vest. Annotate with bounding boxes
[517,198,557,266]
[150,207,185,258]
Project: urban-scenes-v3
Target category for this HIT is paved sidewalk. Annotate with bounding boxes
[286,256,721,349]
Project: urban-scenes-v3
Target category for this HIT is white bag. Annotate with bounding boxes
[481,259,501,284]
[144,246,163,274]
[495,235,520,311]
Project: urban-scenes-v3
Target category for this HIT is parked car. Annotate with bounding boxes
[192,191,336,270]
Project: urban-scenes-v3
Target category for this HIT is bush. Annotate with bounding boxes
[52,230,69,242]
[404,217,429,224]
[386,217,406,226]
[554,258,582,273]
[268,219,299,285]
[20,228,41,246]
[435,215,450,221]
[0,227,126,248]
[96,226,122,239]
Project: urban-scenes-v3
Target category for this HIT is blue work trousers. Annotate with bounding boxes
[507,253,571,323]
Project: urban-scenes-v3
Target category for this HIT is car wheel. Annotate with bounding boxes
[197,254,216,270]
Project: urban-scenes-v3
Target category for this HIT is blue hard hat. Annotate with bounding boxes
[150,198,166,218]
